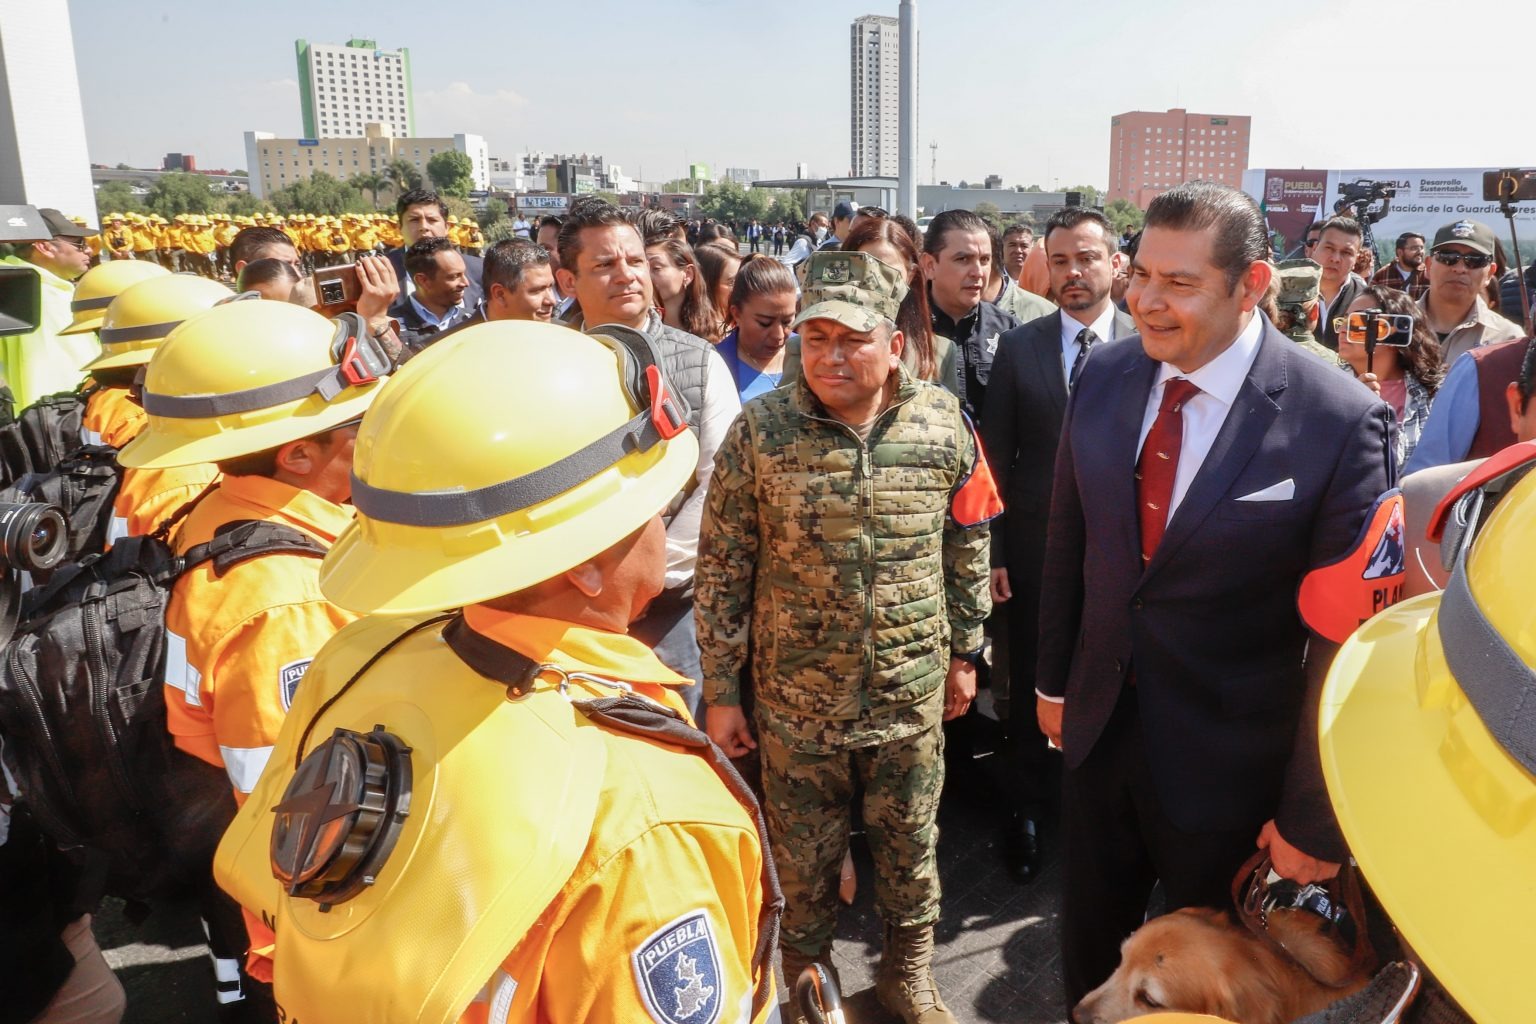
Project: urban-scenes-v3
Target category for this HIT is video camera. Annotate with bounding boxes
[1333,180,1396,255]
[0,205,51,338]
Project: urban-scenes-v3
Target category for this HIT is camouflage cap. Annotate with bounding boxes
[792,250,908,332]
[1275,258,1322,306]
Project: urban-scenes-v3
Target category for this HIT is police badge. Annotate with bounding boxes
[632,911,724,1024]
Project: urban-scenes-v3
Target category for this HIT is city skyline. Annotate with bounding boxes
[68,0,1536,191]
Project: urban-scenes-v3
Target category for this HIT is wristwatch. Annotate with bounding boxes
[950,647,983,666]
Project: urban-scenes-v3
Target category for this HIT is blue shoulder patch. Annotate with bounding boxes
[278,658,312,712]
[632,910,723,1024]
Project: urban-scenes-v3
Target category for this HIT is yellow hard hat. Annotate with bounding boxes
[447,215,460,224]
[61,260,170,336]
[117,301,389,469]
[88,274,233,371]
[107,211,124,221]
[322,322,698,614]
[1320,442,1536,1024]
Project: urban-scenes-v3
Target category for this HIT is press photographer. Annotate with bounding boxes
[0,208,100,417]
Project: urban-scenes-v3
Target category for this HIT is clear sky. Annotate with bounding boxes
[69,0,1535,188]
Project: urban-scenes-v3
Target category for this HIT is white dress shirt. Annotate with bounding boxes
[1059,305,1120,384]
[1136,312,1264,519]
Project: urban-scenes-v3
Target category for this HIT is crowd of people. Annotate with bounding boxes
[0,176,1531,1024]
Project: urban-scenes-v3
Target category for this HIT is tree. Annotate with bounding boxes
[426,151,475,198]
[697,180,774,226]
[114,162,132,171]
[1018,184,1044,193]
[1103,199,1146,234]
[94,181,144,219]
[218,192,273,216]
[383,158,422,197]
[661,178,698,194]
[443,196,477,223]
[146,172,218,218]
[350,171,389,209]
[972,201,1004,232]
[477,197,506,228]
[1063,184,1103,208]
[772,189,807,221]
[268,172,369,215]
[592,191,623,207]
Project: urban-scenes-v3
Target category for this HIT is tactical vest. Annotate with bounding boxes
[740,374,969,720]
[1468,338,1530,460]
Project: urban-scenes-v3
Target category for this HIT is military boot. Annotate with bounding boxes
[874,924,957,1024]
[779,946,840,1024]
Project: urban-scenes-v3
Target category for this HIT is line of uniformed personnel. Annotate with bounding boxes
[92,210,485,275]
[17,217,776,1024]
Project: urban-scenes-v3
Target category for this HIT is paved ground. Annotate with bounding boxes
[96,691,1068,1024]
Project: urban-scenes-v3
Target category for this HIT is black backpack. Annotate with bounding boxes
[0,384,100,487]
[0,520,326,904]
[0,444,123,569]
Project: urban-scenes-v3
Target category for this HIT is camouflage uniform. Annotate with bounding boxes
[1275,259,1344,365]
[694,251,996,961]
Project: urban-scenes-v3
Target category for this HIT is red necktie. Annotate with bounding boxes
[1136,378,1201,564]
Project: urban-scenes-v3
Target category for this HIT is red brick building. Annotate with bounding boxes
[1107,109,1251,210]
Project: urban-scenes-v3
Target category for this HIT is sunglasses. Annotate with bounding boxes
[1432,251,1493,270]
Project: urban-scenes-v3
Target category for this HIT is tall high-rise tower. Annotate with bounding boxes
[850,15,901,178]
[295,38,415,139]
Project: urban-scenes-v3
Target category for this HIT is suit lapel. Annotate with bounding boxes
[1030,312,1068,417]
[1143,324,1289,579]
[1110,309,1135,341]
[1111,347,1160,558]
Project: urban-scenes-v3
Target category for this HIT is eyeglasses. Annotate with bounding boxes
[54,237,89,253]
[1432,251,1494,270]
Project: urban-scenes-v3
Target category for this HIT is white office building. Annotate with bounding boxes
[850,15,905,178]
[296,38,415,140]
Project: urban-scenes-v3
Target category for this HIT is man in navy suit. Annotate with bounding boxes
[982,206,1134,884]
[384,187,485,310]
[1036,182,1395,1005]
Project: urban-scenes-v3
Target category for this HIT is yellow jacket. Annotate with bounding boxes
[214,223,240,248]
[132,226,160,254]
[81,382,145,448]
[163,475,356,796]
[216,606,776,1024]
[104,226,135,256]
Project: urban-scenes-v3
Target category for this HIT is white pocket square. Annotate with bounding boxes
[1235,479,1295,502]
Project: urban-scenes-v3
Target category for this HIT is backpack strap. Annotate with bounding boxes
[173,520,327,582]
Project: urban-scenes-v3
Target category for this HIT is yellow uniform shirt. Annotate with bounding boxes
[132,227,159,255]
[103,226,134,256]
[379,222,403,249]
[162,475,356,796]
[217,607,775,1023]
[214,224,239,248]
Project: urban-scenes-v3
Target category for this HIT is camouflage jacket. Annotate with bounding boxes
[694,367,993,738]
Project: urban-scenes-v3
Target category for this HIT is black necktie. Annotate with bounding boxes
[1068,328,1099,390]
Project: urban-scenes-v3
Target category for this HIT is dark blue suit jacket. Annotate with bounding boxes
[1036,317,1395,859]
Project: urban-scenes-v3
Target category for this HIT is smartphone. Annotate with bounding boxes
[1335,311,1414,347]
[312,265,360,315]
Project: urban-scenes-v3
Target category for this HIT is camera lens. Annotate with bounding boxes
[0,501,69,572]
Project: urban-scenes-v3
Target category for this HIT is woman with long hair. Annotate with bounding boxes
[840,216,957,390]
[645,237,715,339]
[694,241,740,342]
[1336,283,1444,469]
[717,255,797,401]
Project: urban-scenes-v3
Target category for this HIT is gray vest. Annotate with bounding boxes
[643,311,711,438]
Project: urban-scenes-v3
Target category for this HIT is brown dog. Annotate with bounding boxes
[1072,906,1371,1024]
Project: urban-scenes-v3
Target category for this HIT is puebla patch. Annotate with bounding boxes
[632,910,723,1024]
[278,658,312,712]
